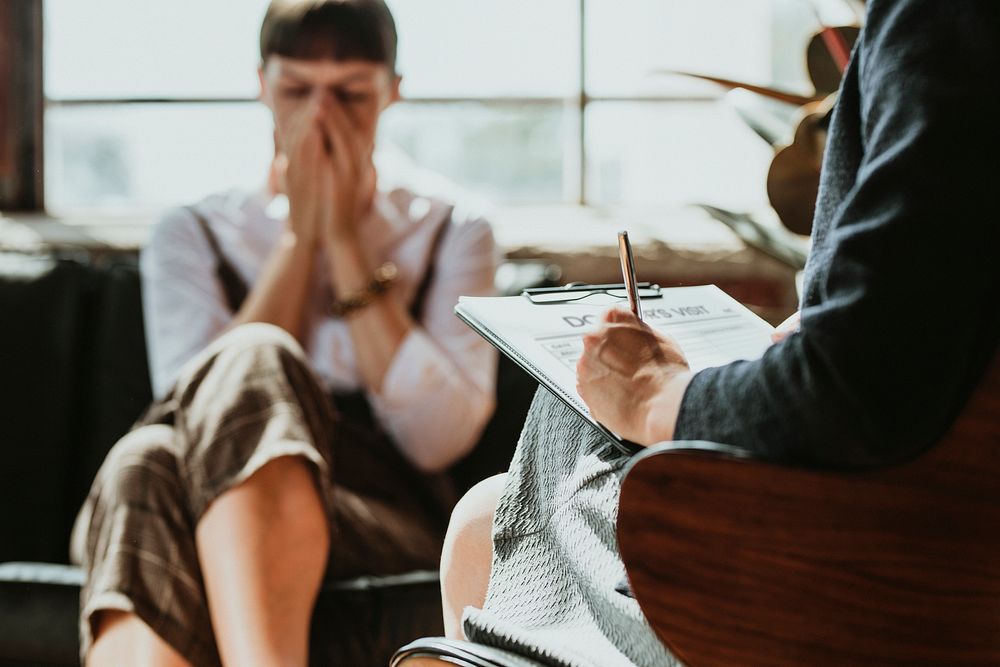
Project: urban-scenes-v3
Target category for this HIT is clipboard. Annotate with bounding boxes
[456,290,643,457]
[521,282,662,305]
[455,283,776,459]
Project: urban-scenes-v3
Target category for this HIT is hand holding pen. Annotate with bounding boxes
[575,230,692,445]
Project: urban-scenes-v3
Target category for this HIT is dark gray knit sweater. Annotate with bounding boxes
[674,0,1000,467]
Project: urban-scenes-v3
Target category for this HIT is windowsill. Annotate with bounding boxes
[0,211,151,254]
[2,203,798,252]
[1,204,805,316]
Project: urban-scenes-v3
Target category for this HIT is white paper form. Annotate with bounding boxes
[456,285,775,422]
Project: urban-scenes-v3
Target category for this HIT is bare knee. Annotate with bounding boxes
[195,455,330,583]
[440,473,507,639]
[88,611,191,667]
[244,455,327,527]
[198,455,328,541]
[443,473,507,570]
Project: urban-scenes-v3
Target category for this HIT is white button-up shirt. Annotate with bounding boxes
[141,186,499,467]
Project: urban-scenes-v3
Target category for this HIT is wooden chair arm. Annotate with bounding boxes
[618,442,1000,666]
[618,353,1000,666]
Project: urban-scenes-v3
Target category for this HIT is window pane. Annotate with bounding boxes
[387,0,579,98]
[45,0,579,101]
[45,0,269,100]
[379,102,573,205]
[585,102,773,211]
[585,0,857,98]
[45,101,570,213]
[45,104,273,213]
[769,0,860,92]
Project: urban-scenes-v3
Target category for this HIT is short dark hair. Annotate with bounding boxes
[260,0,398,73]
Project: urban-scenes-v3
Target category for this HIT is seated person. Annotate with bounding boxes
[70,1,497,665]
[439,0,1000,664]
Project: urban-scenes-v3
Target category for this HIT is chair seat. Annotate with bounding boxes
[0,562,446,667]
[0,563,81,666]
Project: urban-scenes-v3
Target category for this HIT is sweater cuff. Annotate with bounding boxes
[672,367,715,441]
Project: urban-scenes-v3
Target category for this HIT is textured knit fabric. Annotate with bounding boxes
[462,389,678,667]
[674,0,1000,468]
[70,324,452,667]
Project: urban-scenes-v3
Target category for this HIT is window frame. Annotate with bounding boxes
[27,0,726,215]
[0,0,44,213]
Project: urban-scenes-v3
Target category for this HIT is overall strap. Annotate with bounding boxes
[188,201,451,321]
[335,206,453,434]
[187,206,249,314]
[408,205,454,322]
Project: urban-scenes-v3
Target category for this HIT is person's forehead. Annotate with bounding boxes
[266,55,388,84]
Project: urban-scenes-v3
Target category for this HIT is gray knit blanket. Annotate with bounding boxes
[462,388,680,667]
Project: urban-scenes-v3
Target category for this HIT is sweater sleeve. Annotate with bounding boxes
[673,0,1000,468]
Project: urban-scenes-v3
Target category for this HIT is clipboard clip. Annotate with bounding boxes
[522,282,663,305]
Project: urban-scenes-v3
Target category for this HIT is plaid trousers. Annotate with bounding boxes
[70,323,453,666]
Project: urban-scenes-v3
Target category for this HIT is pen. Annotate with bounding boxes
[617,230,642,322]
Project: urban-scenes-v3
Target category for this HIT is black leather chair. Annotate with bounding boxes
[0,251,540,667]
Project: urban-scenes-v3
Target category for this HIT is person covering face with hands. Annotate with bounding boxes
[72,2,498,666]
[253,51,421,394]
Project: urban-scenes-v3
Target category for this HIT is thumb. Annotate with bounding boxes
[603,307,635,324]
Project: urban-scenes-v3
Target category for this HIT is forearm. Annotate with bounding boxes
[326,231,412,392]
[640,370,694,445]
[232,229,316,342]
[369,334,497,472]
[671,334,876,467]
[672,322,989,469]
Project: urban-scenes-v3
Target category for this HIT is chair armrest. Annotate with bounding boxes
[617,436,1000,666]
[0,563,440,667]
